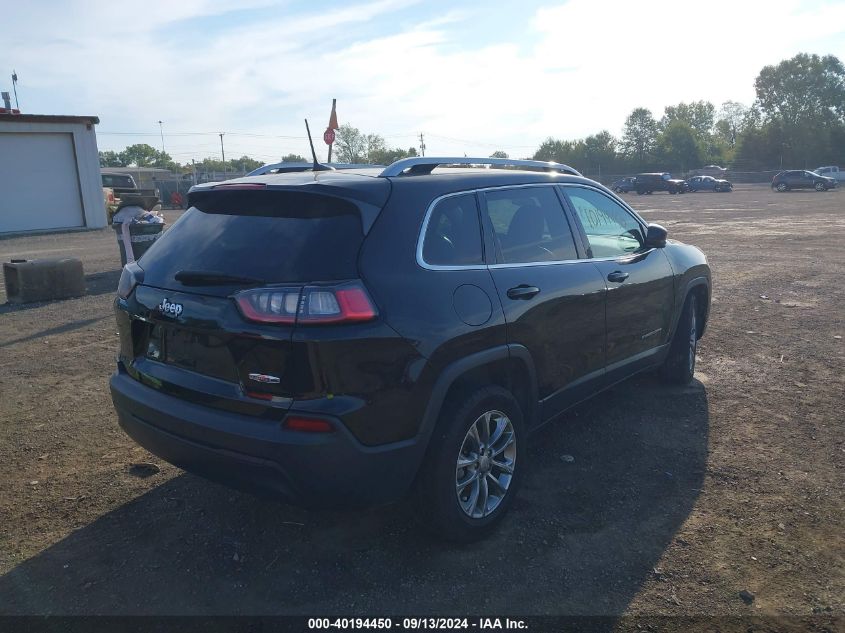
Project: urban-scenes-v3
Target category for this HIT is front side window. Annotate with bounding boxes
[422,193,483,266]
[483,187,578,264]
[564,187,644,258]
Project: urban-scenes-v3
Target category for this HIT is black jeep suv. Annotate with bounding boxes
[110,157,711,541]
[634,172,689,195]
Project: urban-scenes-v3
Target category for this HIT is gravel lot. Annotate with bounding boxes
[0,187,842,625]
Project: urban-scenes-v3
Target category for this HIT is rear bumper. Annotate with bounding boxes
[110,368,425,508]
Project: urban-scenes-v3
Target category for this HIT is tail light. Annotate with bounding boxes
[234,281,377,325]
[283,415,334,433]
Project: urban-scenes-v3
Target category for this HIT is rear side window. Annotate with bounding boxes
[483,187,577,264]
[422,193,483,266]
[140,190,365,285]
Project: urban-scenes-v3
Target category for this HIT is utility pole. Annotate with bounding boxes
[11,70,19,109]
[419,132,426,157]
[157,120,165,155]
[219,133,226,176]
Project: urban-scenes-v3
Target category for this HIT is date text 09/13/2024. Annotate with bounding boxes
[307,618,528,630]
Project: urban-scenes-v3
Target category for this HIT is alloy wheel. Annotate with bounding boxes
[455,410,516,519]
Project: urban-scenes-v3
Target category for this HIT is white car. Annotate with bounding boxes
[813,166,845,182]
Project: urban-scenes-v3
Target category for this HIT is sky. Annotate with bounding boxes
[3,0,845,164]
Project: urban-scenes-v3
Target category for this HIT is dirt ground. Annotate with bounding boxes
[0,187,842,626]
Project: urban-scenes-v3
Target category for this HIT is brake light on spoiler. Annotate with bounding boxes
[234,281,377,325]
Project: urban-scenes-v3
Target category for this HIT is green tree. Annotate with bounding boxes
[196,157,226,172]
[657,121,702,173]
[751,53,845,167]
[489,150,509,159]
[369,146,417,165]
[281,153,307,163]
[533,138,578,163]
[229,155,263,173]
[334,124,413,164]
[334,124,369,163]
[715,101,749,147]
[119,143,162,167]
[755,53,845,124]
[99,150,125,167]
[583,130,618,173]
[621,108,659,167]
[661,101,716,137]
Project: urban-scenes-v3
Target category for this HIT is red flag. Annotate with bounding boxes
[328,99,338,130]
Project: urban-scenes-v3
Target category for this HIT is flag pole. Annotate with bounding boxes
[327,99,337,163]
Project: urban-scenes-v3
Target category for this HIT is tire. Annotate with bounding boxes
[659,293,698,385]
[416,385,525,542]
[776,182,788,192]
[815,182,826,192]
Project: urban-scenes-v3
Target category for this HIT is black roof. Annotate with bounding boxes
[188,166,604,212]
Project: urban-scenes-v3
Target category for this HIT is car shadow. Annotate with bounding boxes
[0,315,109,349]
[0,374,708,618]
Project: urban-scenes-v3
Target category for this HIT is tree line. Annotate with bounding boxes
[533,53,845,175]
[100,53,844,176]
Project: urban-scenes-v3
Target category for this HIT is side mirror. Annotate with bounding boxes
[645,223,668,248]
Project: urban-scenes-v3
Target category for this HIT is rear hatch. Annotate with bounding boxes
[117,184,387,414]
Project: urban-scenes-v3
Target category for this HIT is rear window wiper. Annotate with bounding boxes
[174,270,266,286]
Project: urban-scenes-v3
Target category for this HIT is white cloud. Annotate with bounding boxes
[4,0,844,161]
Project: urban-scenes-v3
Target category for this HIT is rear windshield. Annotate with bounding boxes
[139,190,365,285]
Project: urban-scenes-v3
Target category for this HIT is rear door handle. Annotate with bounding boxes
[607,271,629,283]
[507,285,540,300]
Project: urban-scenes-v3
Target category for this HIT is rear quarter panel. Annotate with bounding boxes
[358,179,508,440]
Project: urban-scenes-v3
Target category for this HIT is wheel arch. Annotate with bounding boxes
[682,277,710,339]
[418,345,539,446]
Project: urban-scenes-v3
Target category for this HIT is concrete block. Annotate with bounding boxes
[3,258,85,304]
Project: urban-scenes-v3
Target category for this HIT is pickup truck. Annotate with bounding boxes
[813,166,845,182]
[102,172,157,221]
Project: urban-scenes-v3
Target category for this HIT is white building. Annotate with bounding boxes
[0,113,106,234]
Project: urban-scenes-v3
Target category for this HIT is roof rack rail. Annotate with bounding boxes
[378,157,582,178]
[247,162,334,176]
[246,162,385,177]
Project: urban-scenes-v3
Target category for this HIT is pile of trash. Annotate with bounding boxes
[111,195,166,265]
[112,205,165,226]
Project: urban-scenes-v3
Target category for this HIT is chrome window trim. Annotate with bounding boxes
[416,182,649,271]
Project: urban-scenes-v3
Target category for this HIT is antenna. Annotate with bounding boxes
[304,119,331,172]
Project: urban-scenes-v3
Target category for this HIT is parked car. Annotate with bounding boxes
[635,172,688,194]
[611,176,637,193]
[686,175,732,192]
[689,165,728,177]
[813,166,845,182]
[109,156,711,541]
[772,170,837,192]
